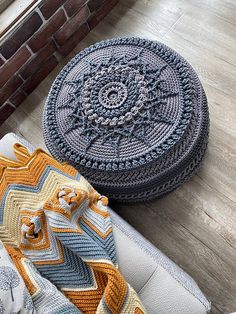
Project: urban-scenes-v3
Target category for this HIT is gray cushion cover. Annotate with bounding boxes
[43,37,209,202]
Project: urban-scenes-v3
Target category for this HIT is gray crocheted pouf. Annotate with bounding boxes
[43,37,209,202]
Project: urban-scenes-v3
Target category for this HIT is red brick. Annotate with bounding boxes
[0,76,23,106]
[40,0,66,19]
[0,47,31,88]
[54,5,89,45]
[58,23,89,56]
[88,0,118,29]
[28,10,67,52]
[0,13,43,59]
[20,41,57,79]
[22,56,58,94]
[0,103,15,125]
[88,0,105,12]
[64,0,86,17]
[9,89,27,107]
[0,56,4,67]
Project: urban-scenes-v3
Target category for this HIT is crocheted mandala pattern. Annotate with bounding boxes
[62,51,177,156]
[43,37,209,202]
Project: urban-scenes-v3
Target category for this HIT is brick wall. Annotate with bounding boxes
[0,0,118,124]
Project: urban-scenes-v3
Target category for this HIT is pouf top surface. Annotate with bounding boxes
[44,37,196,171]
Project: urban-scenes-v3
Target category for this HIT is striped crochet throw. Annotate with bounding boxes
[0,144,146,314]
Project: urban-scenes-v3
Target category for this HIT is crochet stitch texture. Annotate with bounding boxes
[0,144,146,314]
[43,37,209,202]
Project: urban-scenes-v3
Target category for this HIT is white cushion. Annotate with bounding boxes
[0,133,211,314]
[139,266,206,314]
[113,224,157,292]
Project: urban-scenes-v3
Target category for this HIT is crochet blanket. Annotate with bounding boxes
[0,143,145,314]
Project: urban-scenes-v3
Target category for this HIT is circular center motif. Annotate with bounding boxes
[79,65,150,128]
[55,43,180,158]
[98,81,128,109]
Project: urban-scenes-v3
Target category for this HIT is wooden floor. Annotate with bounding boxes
[0,0,235,313]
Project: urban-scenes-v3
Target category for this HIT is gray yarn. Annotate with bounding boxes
[43,37,209,202]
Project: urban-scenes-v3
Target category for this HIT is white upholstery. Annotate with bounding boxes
[113,224,157,292]
[111,215,210,314]
[138,267,206,314]
[0,133,211,314]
